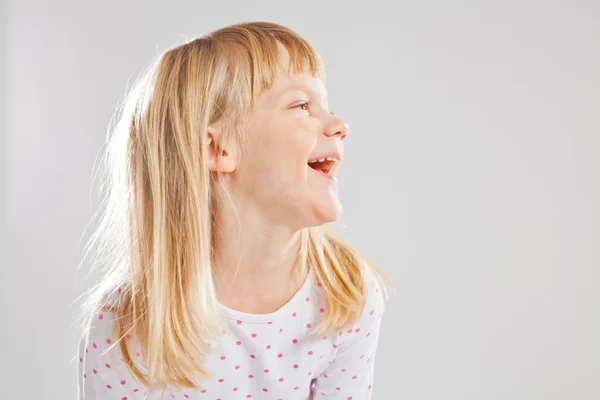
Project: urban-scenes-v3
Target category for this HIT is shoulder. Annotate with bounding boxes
[362,260,385,316]
[79,309,145,370]
[81,309,118,344]
[79,310,118,362]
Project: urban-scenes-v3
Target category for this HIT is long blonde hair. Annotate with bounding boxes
[74,21,394,392]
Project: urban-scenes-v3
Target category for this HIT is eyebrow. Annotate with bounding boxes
[280,84,328,103]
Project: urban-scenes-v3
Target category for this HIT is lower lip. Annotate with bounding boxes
[309,167,338,182]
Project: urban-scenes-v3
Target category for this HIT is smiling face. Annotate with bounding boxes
[210,44,349,230]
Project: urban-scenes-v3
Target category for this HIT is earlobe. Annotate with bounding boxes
[206,125,236,173]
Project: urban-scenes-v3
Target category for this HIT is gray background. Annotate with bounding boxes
[2,0,599,399]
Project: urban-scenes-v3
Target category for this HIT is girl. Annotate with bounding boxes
[75,21,394,399]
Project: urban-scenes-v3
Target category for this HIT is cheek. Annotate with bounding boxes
[244,119,317,180]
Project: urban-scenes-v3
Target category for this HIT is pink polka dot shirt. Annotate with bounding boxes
[77,266,385,399]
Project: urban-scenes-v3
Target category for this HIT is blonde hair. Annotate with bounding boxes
[74,21,394,393]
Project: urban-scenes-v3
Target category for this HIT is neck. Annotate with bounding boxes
[211,199,307,309]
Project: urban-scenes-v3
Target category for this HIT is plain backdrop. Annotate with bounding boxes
[2,1,599,399]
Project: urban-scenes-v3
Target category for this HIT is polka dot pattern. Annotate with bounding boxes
[77,266,384,399]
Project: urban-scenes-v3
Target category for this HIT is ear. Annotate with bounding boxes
[206,125,236,173]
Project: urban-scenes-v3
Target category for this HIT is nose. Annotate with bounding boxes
[326,115,349,140]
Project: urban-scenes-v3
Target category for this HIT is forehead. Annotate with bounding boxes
[258,45,328,105]
[279,80,327,98]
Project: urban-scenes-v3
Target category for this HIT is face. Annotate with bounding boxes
[209,45,349,230]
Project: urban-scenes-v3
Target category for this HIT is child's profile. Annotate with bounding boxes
[75,20,394,400]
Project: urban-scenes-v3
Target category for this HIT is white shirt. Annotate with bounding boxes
[77,266,384,399]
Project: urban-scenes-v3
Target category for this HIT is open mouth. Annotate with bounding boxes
[307,158,339,179]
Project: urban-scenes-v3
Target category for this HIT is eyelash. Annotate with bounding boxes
[295,102,310,111]
[295,102,335,115]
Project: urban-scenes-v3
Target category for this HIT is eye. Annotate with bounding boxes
[294,102,310,111]
[293,102,335,116]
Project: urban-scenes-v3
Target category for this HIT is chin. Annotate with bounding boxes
[310,197,343,226]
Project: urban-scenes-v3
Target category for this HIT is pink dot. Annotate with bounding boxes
[266,344,271,349]
[233,388,238,391]
[308,350,313,355]
[220,356,226,360]
[92,369,97,374]
[105,363,111,368]
[263,388,268,392]
[106,384,112,389]
[355,328,361,333]
[98,314,103,320]
[218,378,224,383]
[352,375,357,379]
[370,309,375,315]
[293,364,299,369]
[348,397,353,400]
[336,387,341,390]
[83,374,86,379]
[106,338,112,344]
[120,380,126,385]
[234,365,240,370]
[79,357,83,363]
[237,320,243,324]
[306,324,312,328]
[264,369,270,373]
[236,340,242,345]
[320,308,325,313]
[305,297,310,302]
[277,353,283,358]
[246,396,252,399]
[292,339,298,344]
[279,328,283,333]
[93,343,97,349]
[183,395,188,398]
[200,390,206,393]
[347,329,353,333]
[368,385,372,389]
[251,333,257,338]
[308,371,312,376]
[367,332,371,337]
[133,389,139,392]
[279,378,284,382]
[267,321,273,324]
[248,374,254,379]
[250,354,256,359]
[292,312,297,317]
[122,398,127,400]
[294,386,299,390]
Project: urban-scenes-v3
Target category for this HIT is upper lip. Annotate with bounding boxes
[307,151,342,163]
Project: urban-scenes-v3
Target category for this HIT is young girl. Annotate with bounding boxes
[75,21,394,400]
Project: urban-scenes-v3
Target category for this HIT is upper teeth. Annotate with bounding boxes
[308,157,339,164]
